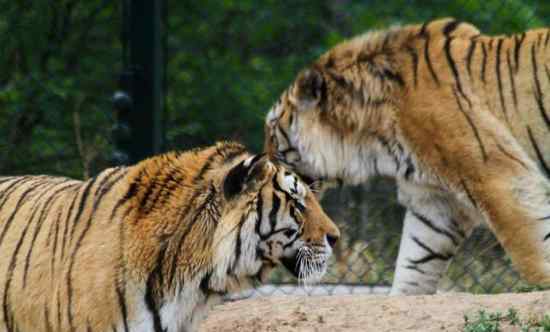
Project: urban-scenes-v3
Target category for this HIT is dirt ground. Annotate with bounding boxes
[200,291,550,332]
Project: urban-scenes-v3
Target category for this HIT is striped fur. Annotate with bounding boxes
[264,18,550,294]
[0,141,339,331]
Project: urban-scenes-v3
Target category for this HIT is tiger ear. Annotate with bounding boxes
[223,154,269,200]
[291,68,324,110]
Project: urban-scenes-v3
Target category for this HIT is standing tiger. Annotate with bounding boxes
[264,17,550,295]
[0,141,339,331]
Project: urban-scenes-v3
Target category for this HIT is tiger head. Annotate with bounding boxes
[213,153,340,287]
[264,32,406,193]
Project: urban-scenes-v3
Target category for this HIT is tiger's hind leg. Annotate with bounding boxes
[390,182,477,295]
[478,172,550,286]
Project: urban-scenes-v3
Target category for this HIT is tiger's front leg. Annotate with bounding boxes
[390,183,477,295]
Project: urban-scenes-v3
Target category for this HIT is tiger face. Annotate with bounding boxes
[265,67,392,195]
[219,154,340,285]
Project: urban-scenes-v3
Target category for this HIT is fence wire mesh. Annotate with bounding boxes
[2,0,550,296]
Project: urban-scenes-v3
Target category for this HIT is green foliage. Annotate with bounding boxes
[0,0,119,178]
[464,309,550,332]
[4,0,550,176]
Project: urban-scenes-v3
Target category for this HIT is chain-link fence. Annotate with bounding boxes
[2,0,550,296]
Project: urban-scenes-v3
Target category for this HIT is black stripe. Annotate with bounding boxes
[65,170,126,332]
[514,33,525,73]
[221,145,247,165]
[442,20,460,36]
[60,183,82,259]
[544,232,550,241]
[45,183,79,247]
[424,35,440,85]
[50,205,65,275]
[200,271,213,294]
[419,21,429,36]
[480,42,487,83]
[69,174,101,240]
[282,228,300,249]
[382,68,405,87]
[527,126,550,177]
[255,187,266,239]
[193,149,219,184]
[22,180,72,288]
[444,37,471,107]
[531,44,550,129]
[276,125,292,150]
[495,38,509,123]
[2,180,48,331]
[109,170,142,221]
[401,155,415,180]
[0,176,35,211]
[138,168,163,213]
[232,214,247,273]
[460,178,477,208]
[466,39,477,78]
[495,143,528,171]
[56,290,62,330]
[44,305,53,332]
[0,179,46,249]
[408,236,453,265]
[545,29,550,47]
[406,46,418,86]
[115,170,130,332]
[44,182,77,244]
[144,247,167,332]
[404,264,426,274]
[506,48,518,112]
[411,211,459,246]
[0,177,19,188]
[452,88,488,161]
[167,189,211,287]
[114,283,129,332]
[269,191,281,232]
[145,169,179,214]
[91,169,128,218]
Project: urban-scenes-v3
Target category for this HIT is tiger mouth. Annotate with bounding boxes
[281,250,329,282]
[281,255,301,278]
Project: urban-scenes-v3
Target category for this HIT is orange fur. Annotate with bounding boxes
[265,18,550,288]
[0,142,339,331]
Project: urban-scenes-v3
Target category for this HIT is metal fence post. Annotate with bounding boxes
[113,0,164,165]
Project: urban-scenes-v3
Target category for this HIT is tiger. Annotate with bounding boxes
[264,17,550,295]
[0,141,339,332]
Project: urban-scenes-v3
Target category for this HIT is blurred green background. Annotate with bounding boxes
[2,0,550,293]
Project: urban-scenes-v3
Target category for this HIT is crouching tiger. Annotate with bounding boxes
[0,141,339,332]
[265,17,550,295]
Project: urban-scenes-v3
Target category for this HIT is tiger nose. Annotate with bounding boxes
[326,234,339,248]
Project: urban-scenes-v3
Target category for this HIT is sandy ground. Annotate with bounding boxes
[200,291,550,332]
